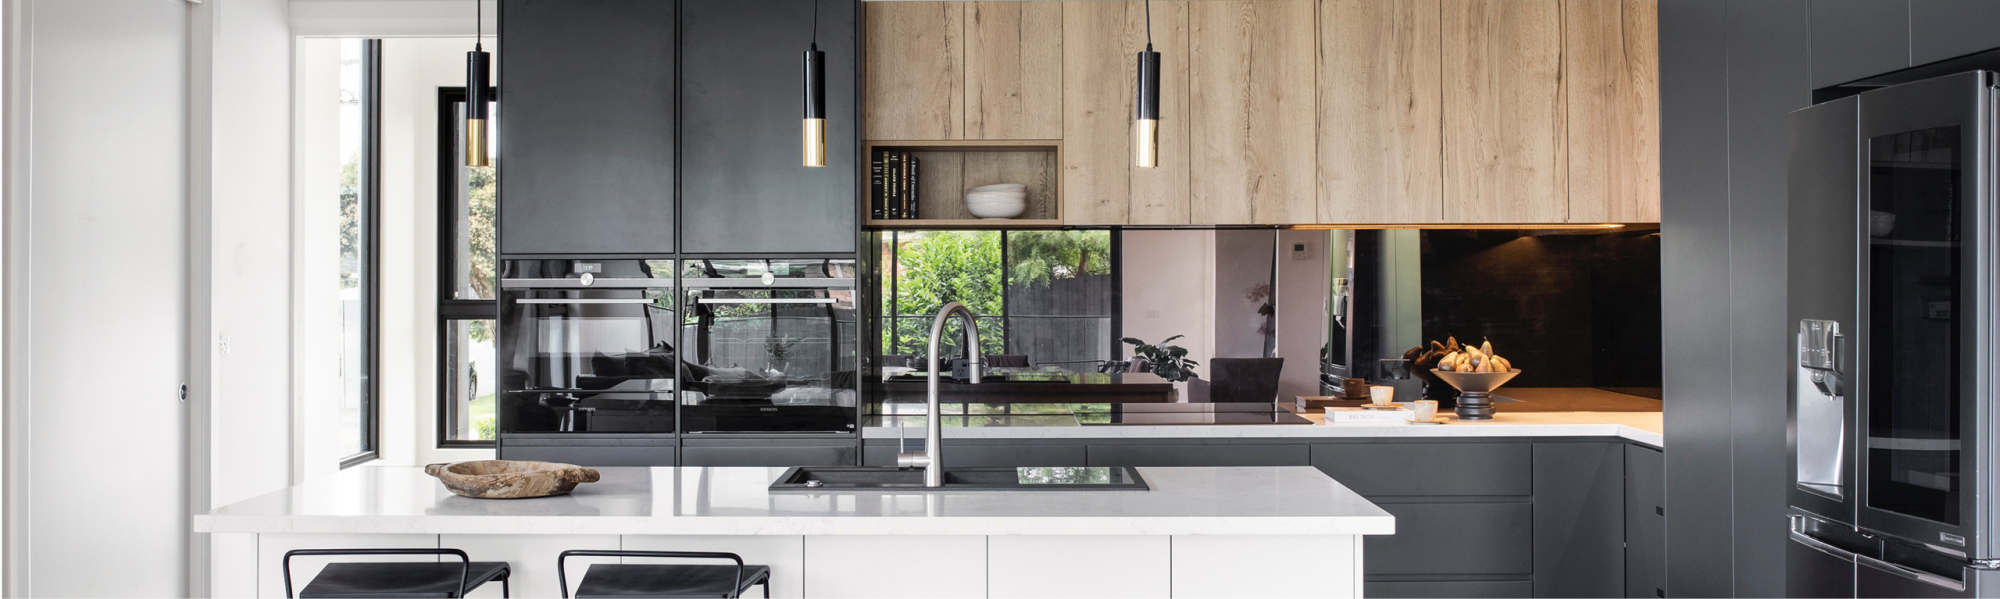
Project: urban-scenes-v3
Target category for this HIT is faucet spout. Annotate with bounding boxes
[897,301,982,487]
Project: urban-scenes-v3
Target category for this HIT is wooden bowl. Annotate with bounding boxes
[424,460,600,499]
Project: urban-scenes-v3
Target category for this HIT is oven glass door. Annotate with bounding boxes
[679,259,858,433]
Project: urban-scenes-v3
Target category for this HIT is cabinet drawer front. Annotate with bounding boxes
[499,444,677,467]
[1365,502,1533,576]
[1085,444,1310,467]
[681,445,857,467]
[862,444,1088,468]
[1312,442,1531,497]
[1366,580,1532,598]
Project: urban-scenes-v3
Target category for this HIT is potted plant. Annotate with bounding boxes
[1121,335,1199,382]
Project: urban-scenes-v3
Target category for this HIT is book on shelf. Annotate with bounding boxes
[885,151,903,219]
[869,150,886,220]
[907,153,920,219]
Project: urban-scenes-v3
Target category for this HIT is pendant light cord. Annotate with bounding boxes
[474,0,482,51]
[1144,0,1152,49]
[811,0,820,50]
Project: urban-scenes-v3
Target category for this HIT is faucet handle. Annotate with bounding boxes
[897,451,932,469]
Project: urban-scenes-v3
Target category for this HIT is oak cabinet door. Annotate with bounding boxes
[1442,0,1567,223]
[965,2,1064,140]
[1060,1,1191,225]
[864,2,962,141]
[1565,0,1660,223]
[1318,0,1444,224]
[1189,0,1318,225]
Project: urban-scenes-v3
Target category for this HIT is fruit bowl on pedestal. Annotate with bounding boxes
[1431,369,1522,420]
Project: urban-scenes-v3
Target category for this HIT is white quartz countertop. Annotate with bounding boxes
[863,411,1663,448]
[193,466,1394,537]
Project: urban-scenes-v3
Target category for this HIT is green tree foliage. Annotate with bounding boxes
[885,232,1005,357]
[465,165,497,342]
[1006,230,1111,286]
[339,154,362,290]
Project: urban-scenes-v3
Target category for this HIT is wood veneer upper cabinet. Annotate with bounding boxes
[966,2,1063,140]
[1565,0,1659,223]
[1442,0,1567,223]
[864,2,962,141]
[1189,0,1318,225]
[1061,0,1190,225]
[1317,0,1443,224]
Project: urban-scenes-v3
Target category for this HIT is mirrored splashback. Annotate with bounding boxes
[867,226,1662,403]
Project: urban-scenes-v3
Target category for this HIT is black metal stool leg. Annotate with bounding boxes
[502,573,511,598]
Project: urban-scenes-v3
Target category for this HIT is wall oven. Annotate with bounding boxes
[498,258,677,434]
[679,259,858,434]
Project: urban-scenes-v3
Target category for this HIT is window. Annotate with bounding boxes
[339,39,382,466]
[878,230,1120,369]
[438,86,498,445]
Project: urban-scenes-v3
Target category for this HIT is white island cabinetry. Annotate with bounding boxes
[196,466,1392,598]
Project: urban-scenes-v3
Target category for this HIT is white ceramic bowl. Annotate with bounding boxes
[964,192,1027,219]
[970,183,1027,194]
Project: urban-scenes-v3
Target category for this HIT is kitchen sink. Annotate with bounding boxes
[767,466,1150,492]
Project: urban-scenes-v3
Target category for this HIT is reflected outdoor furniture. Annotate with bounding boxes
[1188,358,1285,403]
[878,371,1175,403]
[985,354,1031,367]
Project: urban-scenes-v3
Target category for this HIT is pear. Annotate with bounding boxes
[1481,339,1494,356]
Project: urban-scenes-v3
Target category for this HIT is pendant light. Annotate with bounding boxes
[1134,0,1161,169]
[465,0,491,167]
[803,0,828,168]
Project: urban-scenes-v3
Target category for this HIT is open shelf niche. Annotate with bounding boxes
[863,139,1062,229]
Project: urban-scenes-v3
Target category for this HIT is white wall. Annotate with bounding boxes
[294,37,346,484]
[1121,230,1215,387]
[380,37,495,466]
[22,0,191,594]
[1212,230,1275,360]
[207,0,296,513]
[1274,229,1329,401]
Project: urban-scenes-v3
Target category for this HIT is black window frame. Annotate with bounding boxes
[879,229,1123,367]
[340,39,384,469]
[435,85,500,449]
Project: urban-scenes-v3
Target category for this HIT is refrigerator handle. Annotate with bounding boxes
[1856,553,1969,593]
[1788,529,1858,562]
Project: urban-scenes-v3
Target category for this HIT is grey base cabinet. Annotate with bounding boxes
[1626,446,1666,598]
[1310,439,1664,599]
[681,439,857,467]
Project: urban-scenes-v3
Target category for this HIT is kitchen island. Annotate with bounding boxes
[196,465,1393,598]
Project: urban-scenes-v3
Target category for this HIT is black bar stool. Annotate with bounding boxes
[558,550,771,598]
[283,548,511,598]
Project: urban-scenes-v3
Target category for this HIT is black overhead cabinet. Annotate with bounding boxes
[497,0,858,257]
[679,0,858,254]
[498,0,676,256]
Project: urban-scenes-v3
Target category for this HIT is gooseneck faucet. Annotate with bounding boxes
[898,301,983,487]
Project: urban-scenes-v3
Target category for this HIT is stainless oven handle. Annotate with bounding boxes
[514,298,661,305]
[681,278,855,289]
[697,298,838,305]
[1856,553,1968,592]
[502,278,675,289]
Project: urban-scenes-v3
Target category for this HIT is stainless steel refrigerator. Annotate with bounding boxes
[1788,70,2000,598]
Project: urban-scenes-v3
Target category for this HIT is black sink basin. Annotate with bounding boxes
[768,466,1150,492]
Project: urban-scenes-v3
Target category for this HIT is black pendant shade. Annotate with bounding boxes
[803,43,827,167]
[1134,44,1161,169]
[466,45,491,167]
